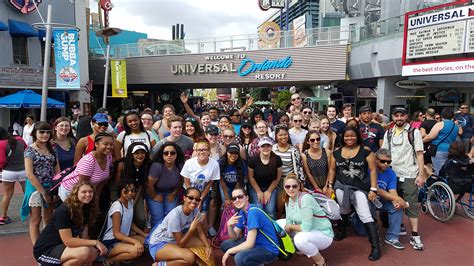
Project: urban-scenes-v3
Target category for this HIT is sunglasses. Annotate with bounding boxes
[223,135,235,139]
[242,125,252,129]
[303,111,312,114]
[309,137,321,142]
[232,114,241,117]
[97,122,109,128]
[163,151,177,156]
[378,159,392,164]
[284,184,299,190]
[291,97,300,101]
[293,119,303,123]
[231,194,245,201]
[37,130,52,134]
[186,195,202,202]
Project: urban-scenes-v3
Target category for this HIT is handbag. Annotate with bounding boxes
[428,123,455,157]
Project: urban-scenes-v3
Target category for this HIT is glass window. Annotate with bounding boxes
[40,42,55,67]
[12,37,28,65]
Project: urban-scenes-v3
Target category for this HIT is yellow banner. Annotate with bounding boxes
[111,59,127,98]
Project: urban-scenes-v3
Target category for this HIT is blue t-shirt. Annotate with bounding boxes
[454,113,473,139]
[374,168,397,192]
[236,204,279,256]
[221,161,247,190]
[330,120,346,135]
[233,124,242,134]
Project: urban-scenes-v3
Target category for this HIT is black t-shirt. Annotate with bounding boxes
[421,120,437,147]
[359,123,384,152]
[248,154,283,190]
[33,205,83,257]
[334,146,371,191]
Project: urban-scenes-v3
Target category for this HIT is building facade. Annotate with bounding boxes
[0,0,89,127]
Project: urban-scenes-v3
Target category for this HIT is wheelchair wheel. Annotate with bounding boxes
[420,201,428,214]
[461,203,474,219]
[427,181,456,222]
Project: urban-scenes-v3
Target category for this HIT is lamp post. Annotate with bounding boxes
[96,27,122,108]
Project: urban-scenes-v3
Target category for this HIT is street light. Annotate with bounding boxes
[96,27,122,108]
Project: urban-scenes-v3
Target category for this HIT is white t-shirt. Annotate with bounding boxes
[116,131,152,156]
[103,200,134,241]
[22,123,34,146]
[148,206,198,245]
[289,128,308,146]
[180,157,220,191]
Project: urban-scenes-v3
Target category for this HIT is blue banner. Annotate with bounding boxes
[54,29,80,88]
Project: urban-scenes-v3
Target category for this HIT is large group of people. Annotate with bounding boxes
[0,92,472,265]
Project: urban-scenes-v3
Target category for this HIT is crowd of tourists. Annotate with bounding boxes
[0,92,472,266]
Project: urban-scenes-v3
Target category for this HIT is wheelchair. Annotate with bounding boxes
[418,174,474,222]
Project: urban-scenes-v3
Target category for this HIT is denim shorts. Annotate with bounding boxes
[148,241,169,261]
[102,238,120,250]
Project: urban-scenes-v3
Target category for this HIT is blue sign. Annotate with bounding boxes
[54,29,80,89]
[237,56,292,76]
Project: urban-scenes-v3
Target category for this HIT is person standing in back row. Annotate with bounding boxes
[454,103,473,153]
[381,107,426,251]
[358,106,384,152]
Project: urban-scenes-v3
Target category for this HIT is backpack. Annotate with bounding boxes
[387,126,416,164]
[211,204,236,248]
[48,166,76,196]
[249,207,296,261]
[298,191,341,220]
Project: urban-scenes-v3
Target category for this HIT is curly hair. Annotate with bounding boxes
[153,142,185,166]
[64,181,99,229]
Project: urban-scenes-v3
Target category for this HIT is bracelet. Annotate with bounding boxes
[326,184,333,188]
[370,187,378,192]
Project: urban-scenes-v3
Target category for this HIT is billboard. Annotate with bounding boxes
[54,29,80,89]
[402,2,474,76]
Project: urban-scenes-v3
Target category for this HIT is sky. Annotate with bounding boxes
[90,0,275,40]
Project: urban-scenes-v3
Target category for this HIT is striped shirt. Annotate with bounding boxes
[272,144,295,178]
[61,152,112,191]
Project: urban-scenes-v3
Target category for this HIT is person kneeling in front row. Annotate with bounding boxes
[221,187,280,266]
[33,181,107,265]
[277,174,333,265]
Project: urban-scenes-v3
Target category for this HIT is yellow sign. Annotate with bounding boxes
[111,59,127,98]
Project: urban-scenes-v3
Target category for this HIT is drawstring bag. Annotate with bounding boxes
[211,204,236,248]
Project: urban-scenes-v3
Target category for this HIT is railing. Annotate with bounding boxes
[89,25,351,59]
[88,15,407,59]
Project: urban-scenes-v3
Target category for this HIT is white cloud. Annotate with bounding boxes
[91,0,274,40]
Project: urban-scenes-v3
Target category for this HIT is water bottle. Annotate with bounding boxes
[372,196,383,209]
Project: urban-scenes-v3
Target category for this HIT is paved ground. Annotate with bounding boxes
[1,182,473,266]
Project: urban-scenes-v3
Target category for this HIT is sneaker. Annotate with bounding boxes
[385,238,405,250]
[208,227,217,237]
[410,236,424,251]
[0,216,12,225]
[399,224,407,236]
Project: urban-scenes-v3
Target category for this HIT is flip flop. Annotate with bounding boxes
[0,216,12,225]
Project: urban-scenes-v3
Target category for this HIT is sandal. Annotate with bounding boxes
[0,216,12,225]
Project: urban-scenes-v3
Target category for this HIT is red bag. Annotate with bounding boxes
[211,204,236,248]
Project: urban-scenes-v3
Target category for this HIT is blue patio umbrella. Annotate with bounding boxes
[0,90,65,108]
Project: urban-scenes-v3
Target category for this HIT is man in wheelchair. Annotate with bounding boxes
[438,141,473,195]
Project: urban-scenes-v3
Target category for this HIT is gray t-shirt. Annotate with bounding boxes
[151,135,194,158]
[148,162,182,193]
[148,206,198,245]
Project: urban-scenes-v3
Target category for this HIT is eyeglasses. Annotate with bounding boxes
[37,130,52,134]
[223,135,235,139]
[97,122,109,128]
[303,111,312,115]
[435,117,441,120]
[284,184,299,190]
[163,151,177,156]
[291,97,300,102]
[196,148,209,153]
[309,137,321,142]
[125,188,137,194]
[293,119,302,123]
[186,195,202,202]
[185,117,196,122]
[256,126,267,129]
[378,159,392,164]
[231,194,245,201]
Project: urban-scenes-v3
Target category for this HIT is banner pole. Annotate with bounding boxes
[40,5,52,122]
[102,44,110,108]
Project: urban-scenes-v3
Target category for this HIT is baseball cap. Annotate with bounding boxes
[359,105,373,113]
[92,113,108,123]
[226,143,240,153]
[258,137,273,147]
[242,119,252,127]
[206,124,219,135]
[132,144,148,154]
[392,107,407,115]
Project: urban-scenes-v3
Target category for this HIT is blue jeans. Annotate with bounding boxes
[380,199,403,241]
[248,186,277,219]
[220,185,235,203]
[146,192,179,227]
[432,151,449,175]
[221,238,278,266]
